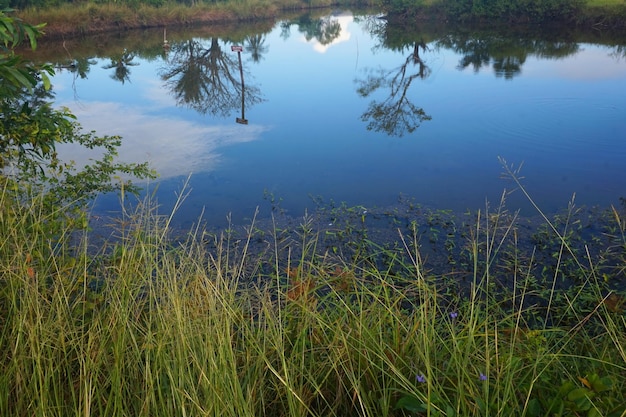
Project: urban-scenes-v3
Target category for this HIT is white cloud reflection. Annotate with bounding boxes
[55,101,267,179]
[303,13,353,54]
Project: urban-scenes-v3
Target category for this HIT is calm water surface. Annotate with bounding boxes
[47,12,626,228]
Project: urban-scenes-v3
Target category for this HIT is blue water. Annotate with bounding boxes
[50,13,626,229]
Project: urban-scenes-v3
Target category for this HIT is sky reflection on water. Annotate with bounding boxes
[48,12,626,228]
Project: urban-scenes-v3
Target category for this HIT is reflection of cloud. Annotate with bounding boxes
[55,101,267,179]
[303,14,353,54]
[143,78,178,107]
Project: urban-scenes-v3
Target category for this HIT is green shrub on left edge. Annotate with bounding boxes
[1,9,155,236]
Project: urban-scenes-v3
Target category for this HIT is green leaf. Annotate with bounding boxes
[558,380,576,396]
[588,408,603,417]
[567,387,592,402]
[587,374,612,393]
[23,24,39,50]
[526,398,542,417]
[395,395,427,413]
[41,71,51,91]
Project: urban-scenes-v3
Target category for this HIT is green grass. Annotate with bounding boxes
[17,0,625,39]
[586,0,625,7]
[1,164,625,416]
[16,0,372,37]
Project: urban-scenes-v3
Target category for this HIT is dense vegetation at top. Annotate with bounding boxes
[8,0,626,39]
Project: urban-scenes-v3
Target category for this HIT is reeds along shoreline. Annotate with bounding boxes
[1,166,625,416]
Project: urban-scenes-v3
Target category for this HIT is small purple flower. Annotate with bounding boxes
[450,312,458,319]
[479,373,487,381]
[416,374,426,383]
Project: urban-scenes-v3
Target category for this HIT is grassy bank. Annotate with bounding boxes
[1,163,625,416]
[15,0,372,38]
[15,0,626,39]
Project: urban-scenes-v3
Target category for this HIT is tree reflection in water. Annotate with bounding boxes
[356,41,432,137]
[436,33,580,79]
[244,34,269,63]
[159,38,262,117]
[102,49,139,84]
[280,14,342,46]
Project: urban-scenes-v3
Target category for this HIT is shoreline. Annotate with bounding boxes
[17,4,334,39]
[17,2,626,40]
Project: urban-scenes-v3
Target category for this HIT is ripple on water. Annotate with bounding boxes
[473,95,625,155]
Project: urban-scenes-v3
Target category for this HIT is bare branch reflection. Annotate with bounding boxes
[356,41,432,137]
[159,38,262,116]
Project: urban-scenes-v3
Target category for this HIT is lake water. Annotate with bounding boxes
[44,11,626,229]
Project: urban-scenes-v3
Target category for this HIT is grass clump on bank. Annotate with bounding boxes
[1,164,626,416]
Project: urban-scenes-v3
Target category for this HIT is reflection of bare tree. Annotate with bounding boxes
[159,38,262,116]
[244,34,268,63]
[411,41,431,78]
[356,42,432,137]
[354,14,391,53]
[102,49,139,84]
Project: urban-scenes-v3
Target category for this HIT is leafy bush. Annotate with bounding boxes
[1,9,155,239]
[441,0,584,21]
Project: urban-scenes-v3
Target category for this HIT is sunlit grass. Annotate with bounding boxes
[1,168,625,416]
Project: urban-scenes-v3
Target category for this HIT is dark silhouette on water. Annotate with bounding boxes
[356,40,432,137]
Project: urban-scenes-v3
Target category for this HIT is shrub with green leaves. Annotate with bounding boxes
[1,9,155,233]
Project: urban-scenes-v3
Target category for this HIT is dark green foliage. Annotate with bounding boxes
[6,0,64,10]
[526,374,626,417]
[441,0,585,22]
[378,0,427,16]
[1,9,155,233]
[381,0,585,21]
[1,83,66,171]
[1,10,55,169]
[0,10,49,94]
